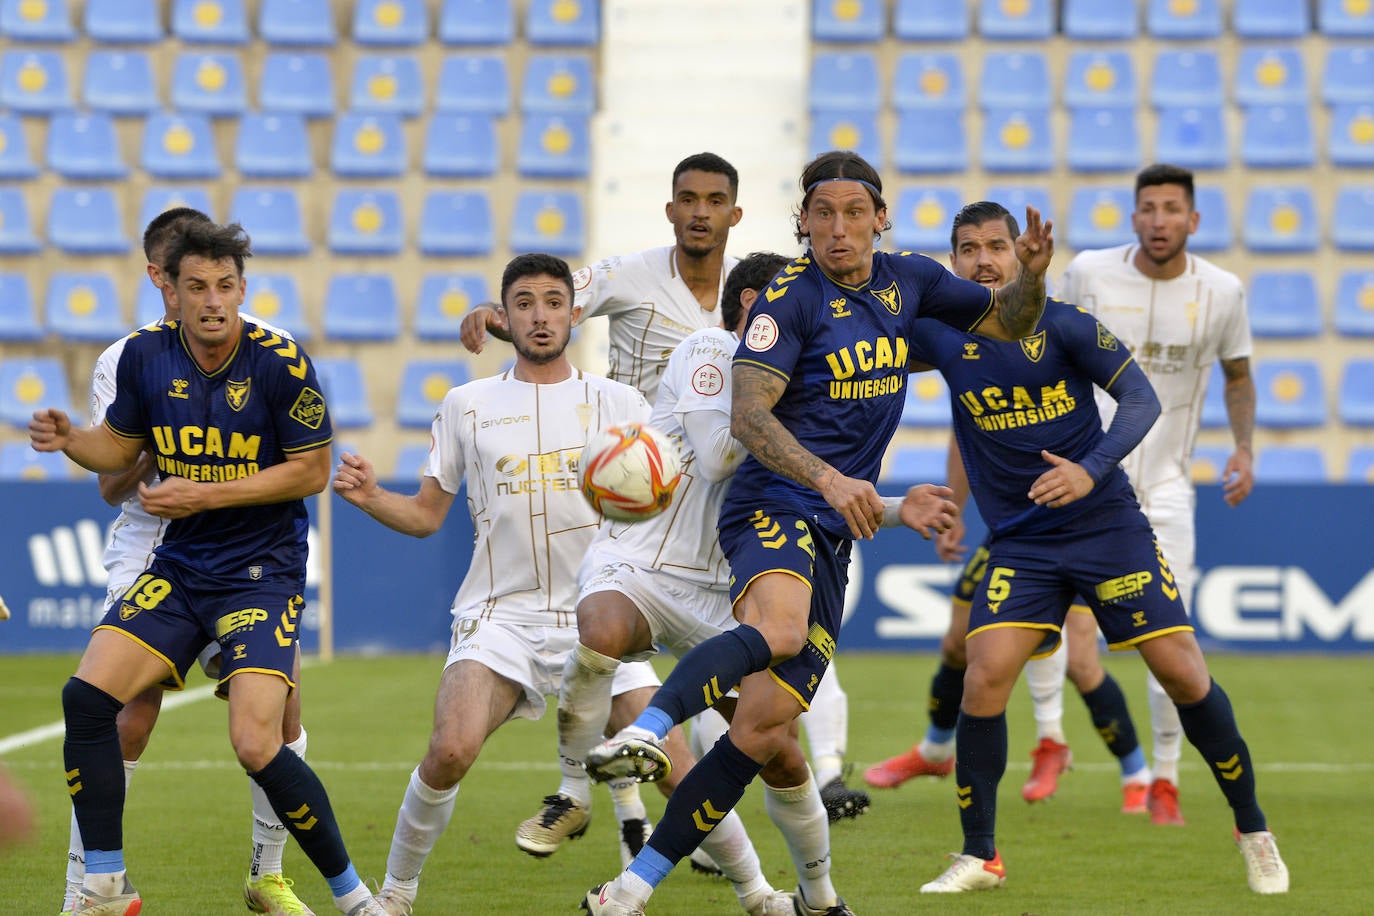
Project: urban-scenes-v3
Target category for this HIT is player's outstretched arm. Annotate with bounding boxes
[98,450,156,507]
[993,206,1054,339]
[1220,356,1256,507]
[139,445,331,519]
[458,303,512,353]
[29,408,142,474]
[332,452,455,538]
[894,484,959,540]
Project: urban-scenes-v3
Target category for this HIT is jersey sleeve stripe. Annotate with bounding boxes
[733,357,790,383]
[281,436,333,454]
[966,288,996,332]
[104,418,143,440]
[1101,357,1135,391]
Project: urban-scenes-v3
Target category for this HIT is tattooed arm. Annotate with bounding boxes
[1220,356,1256,507]
[991,206,1054,339]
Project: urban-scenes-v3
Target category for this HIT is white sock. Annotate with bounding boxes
[800,665,848,786]
[556,643,619,807]
[607,776,647,824]
[765,773,836,908]
[1147,670,1182,785]
[919,737,955,763]
[334,883,373,914]
[697,809,763,893]
[65,759,137,900]
[249,728,307,879]
[1025,644,1068,744]
[385,767,459,883]
[618,871,654,908]
[84,870,126,898]
[689,708,730,760]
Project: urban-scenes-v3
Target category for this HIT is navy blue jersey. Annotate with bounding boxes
[910,299,1140,538]
[104,319,332,579]
[728,250,994,536]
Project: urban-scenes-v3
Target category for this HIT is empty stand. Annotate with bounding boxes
[521,55,595,114]
[135,282,164,326]
[1,0,76,41]
[977,0,1053,40]
[46,273,126,342]
[510,191,584,256]
[1241,105,1316,169]
[438,0,514,44]
[1244,187,1318,252]
[809,112,881,169]
[526,0,599,46]
[328,189,404,255]
[48,112,128,179]
[884,446,947,483]
[1062,0,1138,39]
[893,0,969,41]
[0,50,72,113]
[418,190,494,256]
[230,188,310,255]
[517,113,591,178]
[353,0,427,46]
[416,273,490,341]
[891,187,962,252]
[1334,270,1374,336]
[436,54,510,114]
[246,274,309,341]
[1190,185,1233,252]
[351,55,425,118]
[0,274,42,341]
[1154,106,1229,171]
[0,358,72,427]
[0,443,72,481]
[1067,188,1135,250]
[1236,47,1307,107]
[141,187,216,230]
[83,50,158,115]
[1338,360,1374,426]
[979,51,1051,110]
[392,443,433,479]
[891,52,963,111]
[258,0,336,45]
[331,112,407,178]
[813,0,884,42]
[314,358,374,429]
[0,112,37,178]
[398,361,471,428]
[1346,447,1374,483]
[1254,360,1327,428]
[1328,105,1374,168]
[48,188,129,254]
[1318,0,1374,36]
[1248,270,1322,337]
[1189,446,1234,485]
[1067,106,1140,173]
[1233,0,1311,38]
[237,113,314,178]
[810,52,882,113]
[985,185,1054,226]
[171,52,248,117]
[1255,446,1328,482]
[1147,0,1222,39]
[1322,48,1374,105]
[1200,362,1228,429]
[1150,50,1224,108]
[1332,186,1374,250]
[323,274,400,342]
[894,110,965,173]
[172,0,250,44]
[259,53,335,117]
[981,108,1053,173]
[0,188,40,254]
[142,111,222,179]
[423,114,499,177]
[85,0,163,43]
[901,373,952,427]
[1063,51,1136,110]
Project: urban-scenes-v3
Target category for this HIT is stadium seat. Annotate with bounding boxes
[813,0,884,42]
[393,443,433,479]
[0,273,42,341]
[978,51,1051,109]
[423,114,498,177]
[1150,50,1224,108]
[517,113,590,177]
[0,112,37,178]
[894,110,965,173]
[1066,188,1136,250]
[1248,270,1322,337]
[135,281,164,326]
[0,188,40,254]
[0,442,73,481]
[438,0,514,44]
[0,358,72,427]
[883,446,947,483]
[328,189,403,255]
[1254,359,1327,428]
[47,111,128,179]
[1338,360,1374,426]
[893,0,969,40]
[521,55,595,114]
[1146,0,1222,38]
[1067,107,1140,173]
[1200,362,1227,429]
[323,273,400,342]
[416,272,490,341]
[1062,0,1138,39]
[810,52,881,113]
[1233,0,1310,37]
[350,54,425,118]
[1322,47,1374,105]
[977,0,1052,39]
[312,357,373,429]
[0,50,72,113]
[1235,47,1308,107]
[808,112,881,168]
[1329,105,1374,169]
[260,53,335,117]
[85,0,162,42]
[418,190,493,257]
[48,188,129,254]
[46,272,125,342]
[171,52,247,116]
[1346,447,1374,483]
[1243,186,1318,252]
[1334,270,1374,336]
[892,52,964,111]
[980,108,1053,173]
[171,0,250,44]
[258,0,336,45]
[900,372,952,427]
[1317,0,1374,36]
[1333,186,1374,251]
[526,0,599,45]
[245,273,309,340]
[1189,185,1232,252]
[1189,445,1233,485]
[1154,106,1229,171]
[1255,446,1328,482]
[435,54,509,114]
[142,111,221,178]
[236,112,314,178]
[353,0,426,45]
[510,191,584,256]
[0,0,75,41]
[230,188,310,255]
[1063,51,1136,109]
[985,185,1054,226]
[398,360,471,428]
[330,112,407,178]
[140,186,215,231]
[891,187,962,253]
[83,50,158,115]
[1241,105,1315,169]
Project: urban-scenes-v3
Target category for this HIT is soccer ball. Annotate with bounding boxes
[579,423,682,522]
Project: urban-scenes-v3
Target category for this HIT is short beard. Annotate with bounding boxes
[513,340,565,364]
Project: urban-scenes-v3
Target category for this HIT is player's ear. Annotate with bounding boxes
[1187,209,1200,236]
[570,303,582,326]
[729,205,743,228]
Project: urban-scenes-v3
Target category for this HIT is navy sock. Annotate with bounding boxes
[638,626,772,732]
[929,662,965,733]
[638,733,763,871]
[250,745,352,881]
[62,677,126,856]
[1176,679,1266,834]
[954,711,1006,861]
[1080,672,1141,760]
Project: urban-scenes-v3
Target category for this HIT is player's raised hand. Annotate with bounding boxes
[1015,206,1055,277]
[821,471,885,540]
[28,408,72,452]
[332,452,379,505]
[1029,450,1094,508]
[138,477,204,518]
[459,304,508,355]
[899,484,958,540]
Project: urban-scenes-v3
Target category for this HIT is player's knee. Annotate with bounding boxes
[759,738,809,788]
[1066,655,1104,692]
[423,733,479,783]
[939,632,968,668]
[231,733,284,773]
[754,617,808,661]
[62,677,122,739]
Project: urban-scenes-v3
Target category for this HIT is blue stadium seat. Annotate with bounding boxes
[48,188,129,254]
[883,446,947,483]
[810,52,882,113]
[518,113,590,177]
[323,273,400,342]
[436,54,509,114]
[900,372,952,427]
[140,186,215,232]
[894,0,969,40]
[1066,188,1135,250]
[521,55,595,114]
[230,187,310,255]
[978,51,1051,109]
[1235,47,1307,106]
[1333,186,1374,251]
[236,112,314,178]
[0,273,42,341]
[1150,50,1224,108]
[813,0,884,41]
[135,281,164,326]
[398,360,471,428]
[0,358,73,427]
[46,272,125,342]
[1241,105,1315,169]
[894,110,965,173]
[1200,362,1227,429]
[892,52,964,111]
[1,0,75,41]
[85,0,162,42]
[416,272,490,341]
[330,112,406,177]
[808,112,881,167]
[1334,270,1374,337]
[1318,0,1374,36]
[1244,186,1318,252]
[1062,0,1137,39]
[1347,447,1374,483]
[980,108,1053,173]
[526,0,599,45]
[1338,360,1374,426]
[977,0,1052,39]
[0,188,40,254]
[259,0,335,45]
[1189,185,1233,252]
[328,189,403,255]
[1146,0,1222,38]
[350,54,425,118]
[1063,51,1136,109]
[245,273,309,341]
[171,52,247,116]
[891,187,962,252]
[47,111,128,178]
[0,50,72,113]
[142,111,221,178]
[1154,106,1228,171]
[1189,445,1233,485]
[260,53,335,117]
[510,191,584,256]
[312,358,373,429]
[418,190,493,257]
[0,442,74,481]
[986,185,1054,226]
[423,114,498,177]
[83,50,158,115]
[0,112,37,178]
[1254,360,1327,428]
[1255,446,1328,482]
[353,0,426,45]
[393,443,433,479]
[438,0,513,44]
[1067,107,1140,173]
[1248,270,1322,337]
[1233,0,1310,37]
[172,0,250,44]
[1322,47,1374,105]
[1332,102,1374,166]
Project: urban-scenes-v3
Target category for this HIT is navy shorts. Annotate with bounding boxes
[952,541,991,605]
[719,508,850,710]
[96,557,305,692]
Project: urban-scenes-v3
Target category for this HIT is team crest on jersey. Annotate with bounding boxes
[1020,330,1047,363]
[249,565,262,580]
[226,378,251,412]
[829,297,851,319]
[119,602,141,621]
[168,379,190,400]
[1096,322,1119,351]
[576,402,593,432]
[288,387,326,429]
[962,342,980,360]
[870,282,901,316]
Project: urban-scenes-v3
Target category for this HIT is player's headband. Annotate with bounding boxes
[805,177,882,197]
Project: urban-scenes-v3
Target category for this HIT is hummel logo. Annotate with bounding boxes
[29,521,108,587]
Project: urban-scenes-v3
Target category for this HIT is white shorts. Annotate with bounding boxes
[578,558,736,662]
[1136,480,1197,613]
[444,614,660,722]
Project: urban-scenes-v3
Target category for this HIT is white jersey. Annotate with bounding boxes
[592,327,741,590]
[427,367,651,627]
[1059,245,1250,496]
[573,246,738,404]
